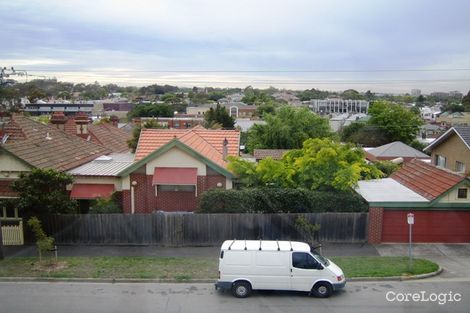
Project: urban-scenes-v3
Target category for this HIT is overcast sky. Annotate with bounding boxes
[1,0,470,93]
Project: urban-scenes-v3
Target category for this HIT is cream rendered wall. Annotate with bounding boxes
[0,152,31,178]
[145,147,207,176]
[437,182,470,204]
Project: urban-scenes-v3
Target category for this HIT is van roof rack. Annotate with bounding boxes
[228,239,236,250]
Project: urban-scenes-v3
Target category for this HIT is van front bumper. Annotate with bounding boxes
[215,281,232,290]
[332,280,346,290]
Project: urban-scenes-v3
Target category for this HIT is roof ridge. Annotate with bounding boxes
[179,130,224,158]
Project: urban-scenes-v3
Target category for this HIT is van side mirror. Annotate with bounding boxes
[316,263,324,270]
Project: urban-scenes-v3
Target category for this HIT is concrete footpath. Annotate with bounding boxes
[3,242,379,258]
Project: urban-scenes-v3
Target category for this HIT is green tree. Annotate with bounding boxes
[229,138,382,191]
[341,89,364,100]
[11,169,77,217]
[127,119,166,152]
[246,107,332,153]
[462,91,470,112]
[203,104,235,129]
[341,123,389,147]
[368,101,423,144]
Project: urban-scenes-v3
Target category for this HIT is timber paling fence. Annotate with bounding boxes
[35,213,368,246]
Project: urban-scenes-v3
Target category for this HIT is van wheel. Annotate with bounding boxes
[232,281,252,298]
[312,282,332,298]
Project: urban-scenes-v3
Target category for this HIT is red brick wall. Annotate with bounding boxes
[0,179,17,198]
[367,207,384,244]
[123,173,228,213]
[156,190,198,211]
[122,190,131,213]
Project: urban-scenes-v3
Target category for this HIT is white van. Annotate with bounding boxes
[215,240,346,298]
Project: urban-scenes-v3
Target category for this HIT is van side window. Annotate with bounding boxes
[292,252,319,269]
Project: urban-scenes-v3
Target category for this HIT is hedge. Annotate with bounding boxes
[197,188,368,213]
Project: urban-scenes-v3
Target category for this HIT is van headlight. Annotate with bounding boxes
[336,275,344,282]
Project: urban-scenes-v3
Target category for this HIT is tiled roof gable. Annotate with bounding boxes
[391,159,464,200]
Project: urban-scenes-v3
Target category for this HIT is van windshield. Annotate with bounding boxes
[311,249,329,267]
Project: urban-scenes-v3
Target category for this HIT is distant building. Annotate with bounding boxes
[420,106,441,122]
[24,102,94,116]
[308,99,369,115]
[186,103,257,118]
[411,89,421,97]
[329,113,368,132]
[449,90,463,99]
[437,112,470,127]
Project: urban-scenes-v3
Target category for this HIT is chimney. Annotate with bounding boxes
[132,117,142,127]
[50,112,67,130]
[110,115,119,127]
[74,112,90,138]
[223,137,228,160]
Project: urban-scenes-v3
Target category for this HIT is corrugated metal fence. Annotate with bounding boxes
[37,213,368,246]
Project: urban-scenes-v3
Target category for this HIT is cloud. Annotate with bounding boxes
[1,0,470,92]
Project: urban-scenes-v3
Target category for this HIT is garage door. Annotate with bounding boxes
[382,210,470,243]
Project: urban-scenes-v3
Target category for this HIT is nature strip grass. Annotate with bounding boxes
[0,256,438,280]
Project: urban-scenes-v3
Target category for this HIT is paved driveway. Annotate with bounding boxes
[375,244,470,279]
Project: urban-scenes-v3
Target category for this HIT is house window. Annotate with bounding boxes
[435,155,446,167]
[456,161,465,173]
[457,188,468,199]
[156,185,195,192]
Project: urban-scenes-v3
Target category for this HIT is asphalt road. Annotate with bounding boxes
[1,280,469,313]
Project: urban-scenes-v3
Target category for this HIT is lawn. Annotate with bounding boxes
[0,256,438,280]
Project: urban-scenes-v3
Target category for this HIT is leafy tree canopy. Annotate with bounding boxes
[11,169,78,216]
[127,119,166,152]
[368,101,423,144]
[462,90,470,112]
[229,138,382,191]
[246,106,332,153]
[203,104,235,129]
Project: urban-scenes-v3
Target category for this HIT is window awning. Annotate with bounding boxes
[152,167,197,185]
[70,184,115,199]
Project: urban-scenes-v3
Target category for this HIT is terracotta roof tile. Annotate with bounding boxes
[135,127,240,168]
[253,149,291,160]
[2,115,111,171]
[391,159,464,200]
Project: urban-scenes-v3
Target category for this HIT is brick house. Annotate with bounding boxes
[83,127,240,213]
[0,114,111,200]
[355,159,470,243]
[424,126,470,174]
[50,112,131,153]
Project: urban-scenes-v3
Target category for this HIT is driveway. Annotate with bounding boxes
[375,244,470,279]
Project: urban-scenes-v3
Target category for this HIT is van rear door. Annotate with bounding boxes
[290,252,325,292]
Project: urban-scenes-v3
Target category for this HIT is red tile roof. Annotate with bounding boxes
[253,149,291,160]
[2,114,111,171]
[88,123,131,153]
[61,117,131,152]
[135,127,240,168]
[391,159,465,200]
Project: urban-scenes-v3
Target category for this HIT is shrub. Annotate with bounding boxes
[197,188,367,213]
[88,193,122,214]
[27,217,55,262]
